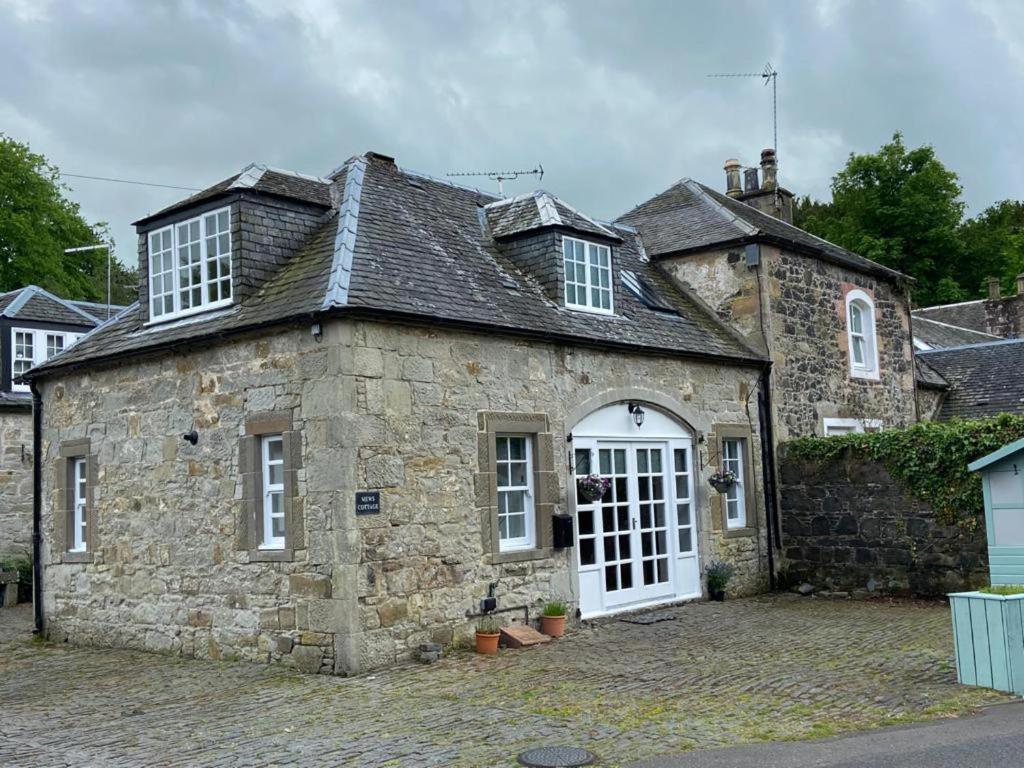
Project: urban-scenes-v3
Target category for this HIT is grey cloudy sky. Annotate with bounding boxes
[2,0,1022,268]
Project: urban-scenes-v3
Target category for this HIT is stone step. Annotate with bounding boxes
[500,624,552,649]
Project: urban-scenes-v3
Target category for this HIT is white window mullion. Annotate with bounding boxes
[260,435,286,550]
[496,434,535,551]
[71,457,88,552]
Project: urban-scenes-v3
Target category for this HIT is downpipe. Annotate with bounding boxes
[29,381,43,635]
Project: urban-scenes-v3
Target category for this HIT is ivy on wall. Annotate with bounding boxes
[786,414,1024,528]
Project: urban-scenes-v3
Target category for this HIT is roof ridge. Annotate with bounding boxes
[551,195,617,238]
[535,192,562,227]
[263,166,332,185]
[228,163,267,189]
[398,166,497,199]
[912,315,1001,337]
[917,337,1024,354]
[683,180,759,237]
[913,298,987,312]
[322,157,367,308]
[1,286,37,318]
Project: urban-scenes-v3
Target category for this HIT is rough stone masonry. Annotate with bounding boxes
[39,317,770,673]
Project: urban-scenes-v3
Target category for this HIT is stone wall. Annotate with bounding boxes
[0,409,33,559]
[780,450,987,596]
[663,245,917,440]
[38,318,770,673]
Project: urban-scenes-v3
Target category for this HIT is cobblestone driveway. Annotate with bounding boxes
[0,596,1008,767]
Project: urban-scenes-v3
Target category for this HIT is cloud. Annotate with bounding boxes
[0,0,1020,268]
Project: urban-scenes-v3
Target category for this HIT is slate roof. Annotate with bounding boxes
[28,155,764,379]
[917,339,1024,419]
[912,316,1000,349]
[0,286,112,326]
[134,164,333,226]
[485,191,620,241]
[912,300,990,335]
[914,354,949,390]
[0,390,31,410]
[616,180,908,283]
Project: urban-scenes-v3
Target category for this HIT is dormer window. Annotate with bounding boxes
[846,289,879,380]
[148,207,232,322]
[563,236,613,314]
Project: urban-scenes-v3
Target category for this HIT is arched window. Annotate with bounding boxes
[846,290,879,379]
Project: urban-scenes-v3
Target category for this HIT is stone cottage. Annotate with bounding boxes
[25,151,915,673]
[26,155,780,672]
[0,286,118,559]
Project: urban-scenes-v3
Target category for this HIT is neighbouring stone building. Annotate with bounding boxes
[25,150,916,673]
[618,149,918,440]
[0,287,118,559]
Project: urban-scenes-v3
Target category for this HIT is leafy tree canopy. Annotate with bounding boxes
[0,134,137,304]
[794,132,968,306]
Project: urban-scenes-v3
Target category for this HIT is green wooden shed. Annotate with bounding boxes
[969,436,1024,585]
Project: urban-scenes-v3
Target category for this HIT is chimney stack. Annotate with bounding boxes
[724,159,742,198]
[987,277,1002,300]
[1017,273,1024,296]
[760,148,778,190]
[743,167,760,193]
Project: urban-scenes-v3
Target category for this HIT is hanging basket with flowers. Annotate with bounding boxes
[576,474,611,503]
[709,469,737,494]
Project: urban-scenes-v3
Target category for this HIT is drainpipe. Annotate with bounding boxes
[757,364,780,591]
[29,381,44,635]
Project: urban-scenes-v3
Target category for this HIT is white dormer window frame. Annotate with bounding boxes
[563,236,614,315]
[845,289,880,380]
[147,206,233,324]
[10,328,79,392]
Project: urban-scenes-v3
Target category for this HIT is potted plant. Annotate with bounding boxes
[474,617,502,655]
[709,469,737,494]
[577,474,610,503]
[540,601,568,637]
[705,560,735,601]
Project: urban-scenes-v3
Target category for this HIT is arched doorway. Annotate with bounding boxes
[570,402,700,617]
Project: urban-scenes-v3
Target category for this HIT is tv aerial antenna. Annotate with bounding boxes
[446,164,544,197]
[708,62,779,158]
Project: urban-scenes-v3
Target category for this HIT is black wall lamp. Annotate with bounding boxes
[627,402,645,428]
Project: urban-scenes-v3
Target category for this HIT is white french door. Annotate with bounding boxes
[574,438,699,615]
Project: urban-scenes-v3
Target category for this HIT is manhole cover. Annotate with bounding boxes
[517,745,596,767]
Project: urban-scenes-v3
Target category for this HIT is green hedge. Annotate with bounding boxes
[786,414,1024,527]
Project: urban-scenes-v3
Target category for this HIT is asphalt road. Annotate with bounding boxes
[631,702,1024,768]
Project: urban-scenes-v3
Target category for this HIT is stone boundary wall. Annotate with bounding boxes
[780,449,988,596]
[0,410,33,559]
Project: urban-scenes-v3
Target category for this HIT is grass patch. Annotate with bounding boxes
[980,585,1024,596]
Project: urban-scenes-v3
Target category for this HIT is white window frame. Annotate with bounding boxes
[146,206,232,324]
[495,434,536,551]
[823,417,884,436]
[10,328,70,391]
[722,438,746,530]
[845,289,880,380]
[71,457,88,552]
[259,434,286,550]
[563,236,614,315]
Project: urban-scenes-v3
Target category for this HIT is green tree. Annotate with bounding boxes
[958,200,1024,297]
[0,134,137,304]
[796,133,966,306]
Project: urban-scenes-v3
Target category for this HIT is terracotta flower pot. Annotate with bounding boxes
[475,631,500,655]
[540,614,566,638]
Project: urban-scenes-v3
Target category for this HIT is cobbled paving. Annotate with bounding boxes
[0,595,1008,767]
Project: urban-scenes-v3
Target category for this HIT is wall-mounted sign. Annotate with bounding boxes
[355,491,381,516]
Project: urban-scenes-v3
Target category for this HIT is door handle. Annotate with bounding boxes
[632,518,638,530]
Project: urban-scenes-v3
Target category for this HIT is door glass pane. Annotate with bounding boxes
[613,450,626,474]
[578,509,594,535]
[678,527,692,552]
[580,538,595,566]
[574,449,591,476]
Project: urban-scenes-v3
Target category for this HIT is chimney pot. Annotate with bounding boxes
[987,277,1002,300]
[743,167,760,193]
[760,148,778,190]
[724,159,742,198]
